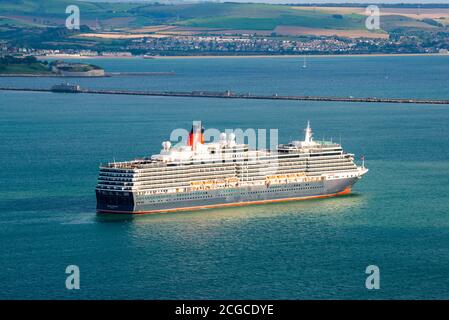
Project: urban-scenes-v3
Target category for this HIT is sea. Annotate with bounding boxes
[1,55,449,299]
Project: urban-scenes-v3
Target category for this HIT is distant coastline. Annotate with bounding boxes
[157,53,449,59]
[36,53,449,60]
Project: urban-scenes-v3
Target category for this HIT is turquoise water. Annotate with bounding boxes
[1,56,449,299]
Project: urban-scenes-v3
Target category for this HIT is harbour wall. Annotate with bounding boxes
[1,87,448,105]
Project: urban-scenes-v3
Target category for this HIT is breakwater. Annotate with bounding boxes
[1,86,448,105]
[0,72,175,78]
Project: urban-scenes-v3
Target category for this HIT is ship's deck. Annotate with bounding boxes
[101,141,344,171]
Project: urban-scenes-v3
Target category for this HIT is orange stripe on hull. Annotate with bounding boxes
[97,187,352,215]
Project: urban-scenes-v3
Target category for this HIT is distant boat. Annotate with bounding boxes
[142,55,156,59]
[302,56,307,69]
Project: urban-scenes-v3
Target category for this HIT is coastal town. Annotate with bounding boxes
[2,33,449,58]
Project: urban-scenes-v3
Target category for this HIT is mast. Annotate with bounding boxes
[304,121,313,144]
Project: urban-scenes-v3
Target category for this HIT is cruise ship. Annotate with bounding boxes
[96,122,368,214]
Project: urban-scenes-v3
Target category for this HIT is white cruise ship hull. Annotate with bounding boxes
[96,176,359,215]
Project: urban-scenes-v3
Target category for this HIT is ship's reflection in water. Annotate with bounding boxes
[96,193,367,241]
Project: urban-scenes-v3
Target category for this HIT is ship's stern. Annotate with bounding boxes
[96,190,135,214]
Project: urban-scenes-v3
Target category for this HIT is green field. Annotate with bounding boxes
[179,12,365,31]
[0,1,367,30]
[0,62,51,74]
[1,0,447,32]
[0,0,139,16]
[0,16,46,28]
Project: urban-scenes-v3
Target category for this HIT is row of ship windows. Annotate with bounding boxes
[101,159,353,176]
[98,173,345,191]
[131,164,354,182]
[98,164,355,185]
[141,185,323,200]
[100,166,343,180]
[97,166,357,189]
[133,172,351,186]
[135,159,347,174]
[100,154,348,174]
[97,169,352,190]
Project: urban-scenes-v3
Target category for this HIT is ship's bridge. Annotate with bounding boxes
[277,121,343,154]
[278,140,343,153]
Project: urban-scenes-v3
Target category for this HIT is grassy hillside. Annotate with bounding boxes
[0,0,138,16]
[0,56,51,74]
[179,12,365,31]
[0,16,46,28]
[1,0,447,32]
[0,63,51,74]
[0,1,369,30]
